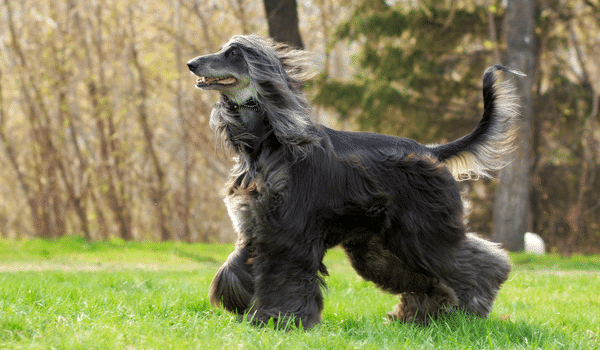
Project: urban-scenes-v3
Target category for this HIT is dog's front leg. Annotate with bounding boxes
[209,244,254,314]
[247,236,326,330]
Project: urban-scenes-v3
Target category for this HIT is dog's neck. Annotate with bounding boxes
[225,97,262,113]
[218,95,274,155]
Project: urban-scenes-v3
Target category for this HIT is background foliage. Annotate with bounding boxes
[315,0,600,252]
[1,0,599,253]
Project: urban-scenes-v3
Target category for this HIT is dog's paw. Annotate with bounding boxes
[387,295,419,324]
[246,309,320,330]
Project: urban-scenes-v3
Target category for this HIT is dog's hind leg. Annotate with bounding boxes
[388,283,457,324]
[342,235,458,324]
[438,233,511,318]
[209,244,254,314]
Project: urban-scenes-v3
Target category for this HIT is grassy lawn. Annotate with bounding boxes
[0,238,599,349]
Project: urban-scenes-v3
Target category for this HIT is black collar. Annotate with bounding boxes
[225,97,262,113]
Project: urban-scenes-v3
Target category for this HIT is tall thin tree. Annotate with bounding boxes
[493,0,537,251]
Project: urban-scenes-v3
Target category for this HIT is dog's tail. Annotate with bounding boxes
[428,65,524,180]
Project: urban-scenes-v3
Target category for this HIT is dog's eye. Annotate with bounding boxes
[227,47,240,58]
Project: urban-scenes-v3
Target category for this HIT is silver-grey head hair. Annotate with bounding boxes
[222,35,320,156]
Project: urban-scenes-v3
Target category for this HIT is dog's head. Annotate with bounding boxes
[186,39,255,105]
[187,35,311,106]
[187,35,320,157]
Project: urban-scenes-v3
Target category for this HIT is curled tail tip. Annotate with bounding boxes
[485,65,526,77]
[439,66,522,181]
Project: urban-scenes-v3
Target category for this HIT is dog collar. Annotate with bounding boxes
[227,98,262,113]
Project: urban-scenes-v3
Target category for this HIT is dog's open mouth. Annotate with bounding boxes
[196,76,237,87]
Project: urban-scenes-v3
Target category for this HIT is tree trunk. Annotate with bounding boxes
[492,0,537,251]
[263,0,304,49]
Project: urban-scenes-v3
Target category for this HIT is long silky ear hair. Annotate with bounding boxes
[228,35,321,157]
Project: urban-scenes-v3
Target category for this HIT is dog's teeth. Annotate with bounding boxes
[197,77,214,85]
[195,76,236,86]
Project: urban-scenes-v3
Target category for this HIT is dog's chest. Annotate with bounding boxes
[224,193,253,237]
[224,162,290,237]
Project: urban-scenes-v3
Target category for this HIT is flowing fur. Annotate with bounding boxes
[187,35,518,329]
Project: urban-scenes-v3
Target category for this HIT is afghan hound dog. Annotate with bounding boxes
[187,35,520,329]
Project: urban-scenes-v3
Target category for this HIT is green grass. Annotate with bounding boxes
[1,238,599,349]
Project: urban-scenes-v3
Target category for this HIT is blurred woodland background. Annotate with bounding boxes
[0,0,599,253]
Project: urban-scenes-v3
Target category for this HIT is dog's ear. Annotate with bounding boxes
[254,42,320,156]
[260,98,321,157]
[271,42,315,92]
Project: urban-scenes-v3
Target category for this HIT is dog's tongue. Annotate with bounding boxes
[217,77,236,85]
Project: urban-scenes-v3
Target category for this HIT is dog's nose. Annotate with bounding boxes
[186,59,198,72]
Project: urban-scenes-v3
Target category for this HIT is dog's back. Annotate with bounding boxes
[320,126,425,158]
